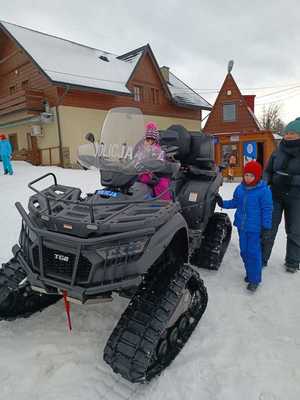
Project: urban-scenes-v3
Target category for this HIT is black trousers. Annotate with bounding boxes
[262,194,300,266]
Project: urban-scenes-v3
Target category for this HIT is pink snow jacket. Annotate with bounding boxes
[137,143,172,201]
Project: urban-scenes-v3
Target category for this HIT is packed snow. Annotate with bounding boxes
[0,162,299,400]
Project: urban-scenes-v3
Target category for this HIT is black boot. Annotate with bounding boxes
[285,263,299,273]
[247,283,259,292]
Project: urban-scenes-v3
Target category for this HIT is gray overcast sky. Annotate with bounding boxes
[1,0,300,123]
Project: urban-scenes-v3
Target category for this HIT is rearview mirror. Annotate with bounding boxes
[85,132,95,143]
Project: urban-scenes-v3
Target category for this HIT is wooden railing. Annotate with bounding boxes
[0,89,45,117]
[40,146,60,166]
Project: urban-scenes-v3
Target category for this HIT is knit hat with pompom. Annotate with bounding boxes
[144,121,159,143]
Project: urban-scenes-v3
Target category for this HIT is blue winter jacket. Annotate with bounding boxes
[0,139,12,157]
[222,181,273,233]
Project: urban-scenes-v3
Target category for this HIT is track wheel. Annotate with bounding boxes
[103,262,208,383]
[191,212,232,270]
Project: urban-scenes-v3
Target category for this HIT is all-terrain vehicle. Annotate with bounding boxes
[0,107,231,383]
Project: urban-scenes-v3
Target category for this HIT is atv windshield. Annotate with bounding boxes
[78,107,178,176]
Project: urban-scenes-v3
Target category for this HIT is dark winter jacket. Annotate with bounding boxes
[222,181,273,233]
[263,139,300,198]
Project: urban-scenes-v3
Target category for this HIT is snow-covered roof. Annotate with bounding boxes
[1,21,211,109]
[167,72,212,110]
[1,21,142,94]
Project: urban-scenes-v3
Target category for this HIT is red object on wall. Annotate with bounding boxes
[243,95,255,113]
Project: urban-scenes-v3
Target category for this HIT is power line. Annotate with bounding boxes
[256,88,300,106]
[255,85,300,99]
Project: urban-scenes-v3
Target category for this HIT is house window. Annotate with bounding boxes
[151,88,160,104]
[133,86,143,102]
[9,85,16,95]
[222,144,239,167]
[22,80,29,90]
[223,103,236,121]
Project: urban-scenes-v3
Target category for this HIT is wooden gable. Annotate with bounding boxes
[203,73,260,134]
[0,28,58,115]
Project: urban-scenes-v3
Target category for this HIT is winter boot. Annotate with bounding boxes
[4,170,8,175]
[244,276,249,283]
[285,263,299,273]
[247,283,259,292]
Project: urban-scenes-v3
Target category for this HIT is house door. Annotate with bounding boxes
[27,133,41,165]
[8,134,18,154]
[257,142,264,167]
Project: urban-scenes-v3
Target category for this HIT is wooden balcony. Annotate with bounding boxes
[0,89,45,117]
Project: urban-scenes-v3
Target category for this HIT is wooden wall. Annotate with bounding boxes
[0,31,55,101]
[215,131,276,176]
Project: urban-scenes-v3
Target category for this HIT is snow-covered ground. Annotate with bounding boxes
[0,162,299,400]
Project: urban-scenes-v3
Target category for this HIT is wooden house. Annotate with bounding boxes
[0,21,211,166]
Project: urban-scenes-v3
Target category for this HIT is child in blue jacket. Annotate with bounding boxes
[0,134,13,175]
[217,161,273,292]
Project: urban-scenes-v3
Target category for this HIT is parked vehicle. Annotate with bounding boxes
[0,108,231,382]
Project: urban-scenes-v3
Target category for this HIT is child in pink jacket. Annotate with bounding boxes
[138,122,171,200]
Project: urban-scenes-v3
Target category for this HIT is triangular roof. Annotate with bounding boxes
[120,44,172,100]
[0,20,211,109]
[204,72,260,133]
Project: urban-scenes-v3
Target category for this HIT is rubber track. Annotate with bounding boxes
[0,260,61,321]
[103,263,208,383]
[191,212,232,270]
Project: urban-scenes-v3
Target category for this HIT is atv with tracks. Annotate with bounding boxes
[0,107,231,382]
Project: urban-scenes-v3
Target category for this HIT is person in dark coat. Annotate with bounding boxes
[262,117,300,273]
[217,161,273,292]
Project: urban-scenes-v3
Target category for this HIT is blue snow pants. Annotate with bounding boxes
[1,155,13,175]
[238,230,262,284]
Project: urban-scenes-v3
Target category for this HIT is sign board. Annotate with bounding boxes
[243,141,257,159]
[230,135,240,142]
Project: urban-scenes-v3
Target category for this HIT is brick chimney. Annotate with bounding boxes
[243,95,256,113]
[160,66,170,83]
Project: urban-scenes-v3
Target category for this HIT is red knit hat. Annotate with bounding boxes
[0,134,6,140]
[243,160,262,186]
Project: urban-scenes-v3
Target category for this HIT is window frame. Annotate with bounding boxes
[222,102,237,122]
[133,85,143,102]
[9,85,16,95]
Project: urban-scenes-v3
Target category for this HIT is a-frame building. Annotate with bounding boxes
[203,71,275,177]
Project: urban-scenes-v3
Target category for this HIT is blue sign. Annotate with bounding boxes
[96,189,120,198]
[243,142,257,159]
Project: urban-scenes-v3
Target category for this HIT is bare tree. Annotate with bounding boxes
[260,104,285,135]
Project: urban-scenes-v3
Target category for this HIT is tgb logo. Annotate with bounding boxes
[54,253,69,262]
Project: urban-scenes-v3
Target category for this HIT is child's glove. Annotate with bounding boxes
[147,175,160,187]
[215,194,223,207]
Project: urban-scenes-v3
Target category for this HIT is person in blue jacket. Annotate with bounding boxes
[217,160,273,292]
[0,134,13,175]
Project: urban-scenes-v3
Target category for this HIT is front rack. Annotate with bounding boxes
[28,173,173,224]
